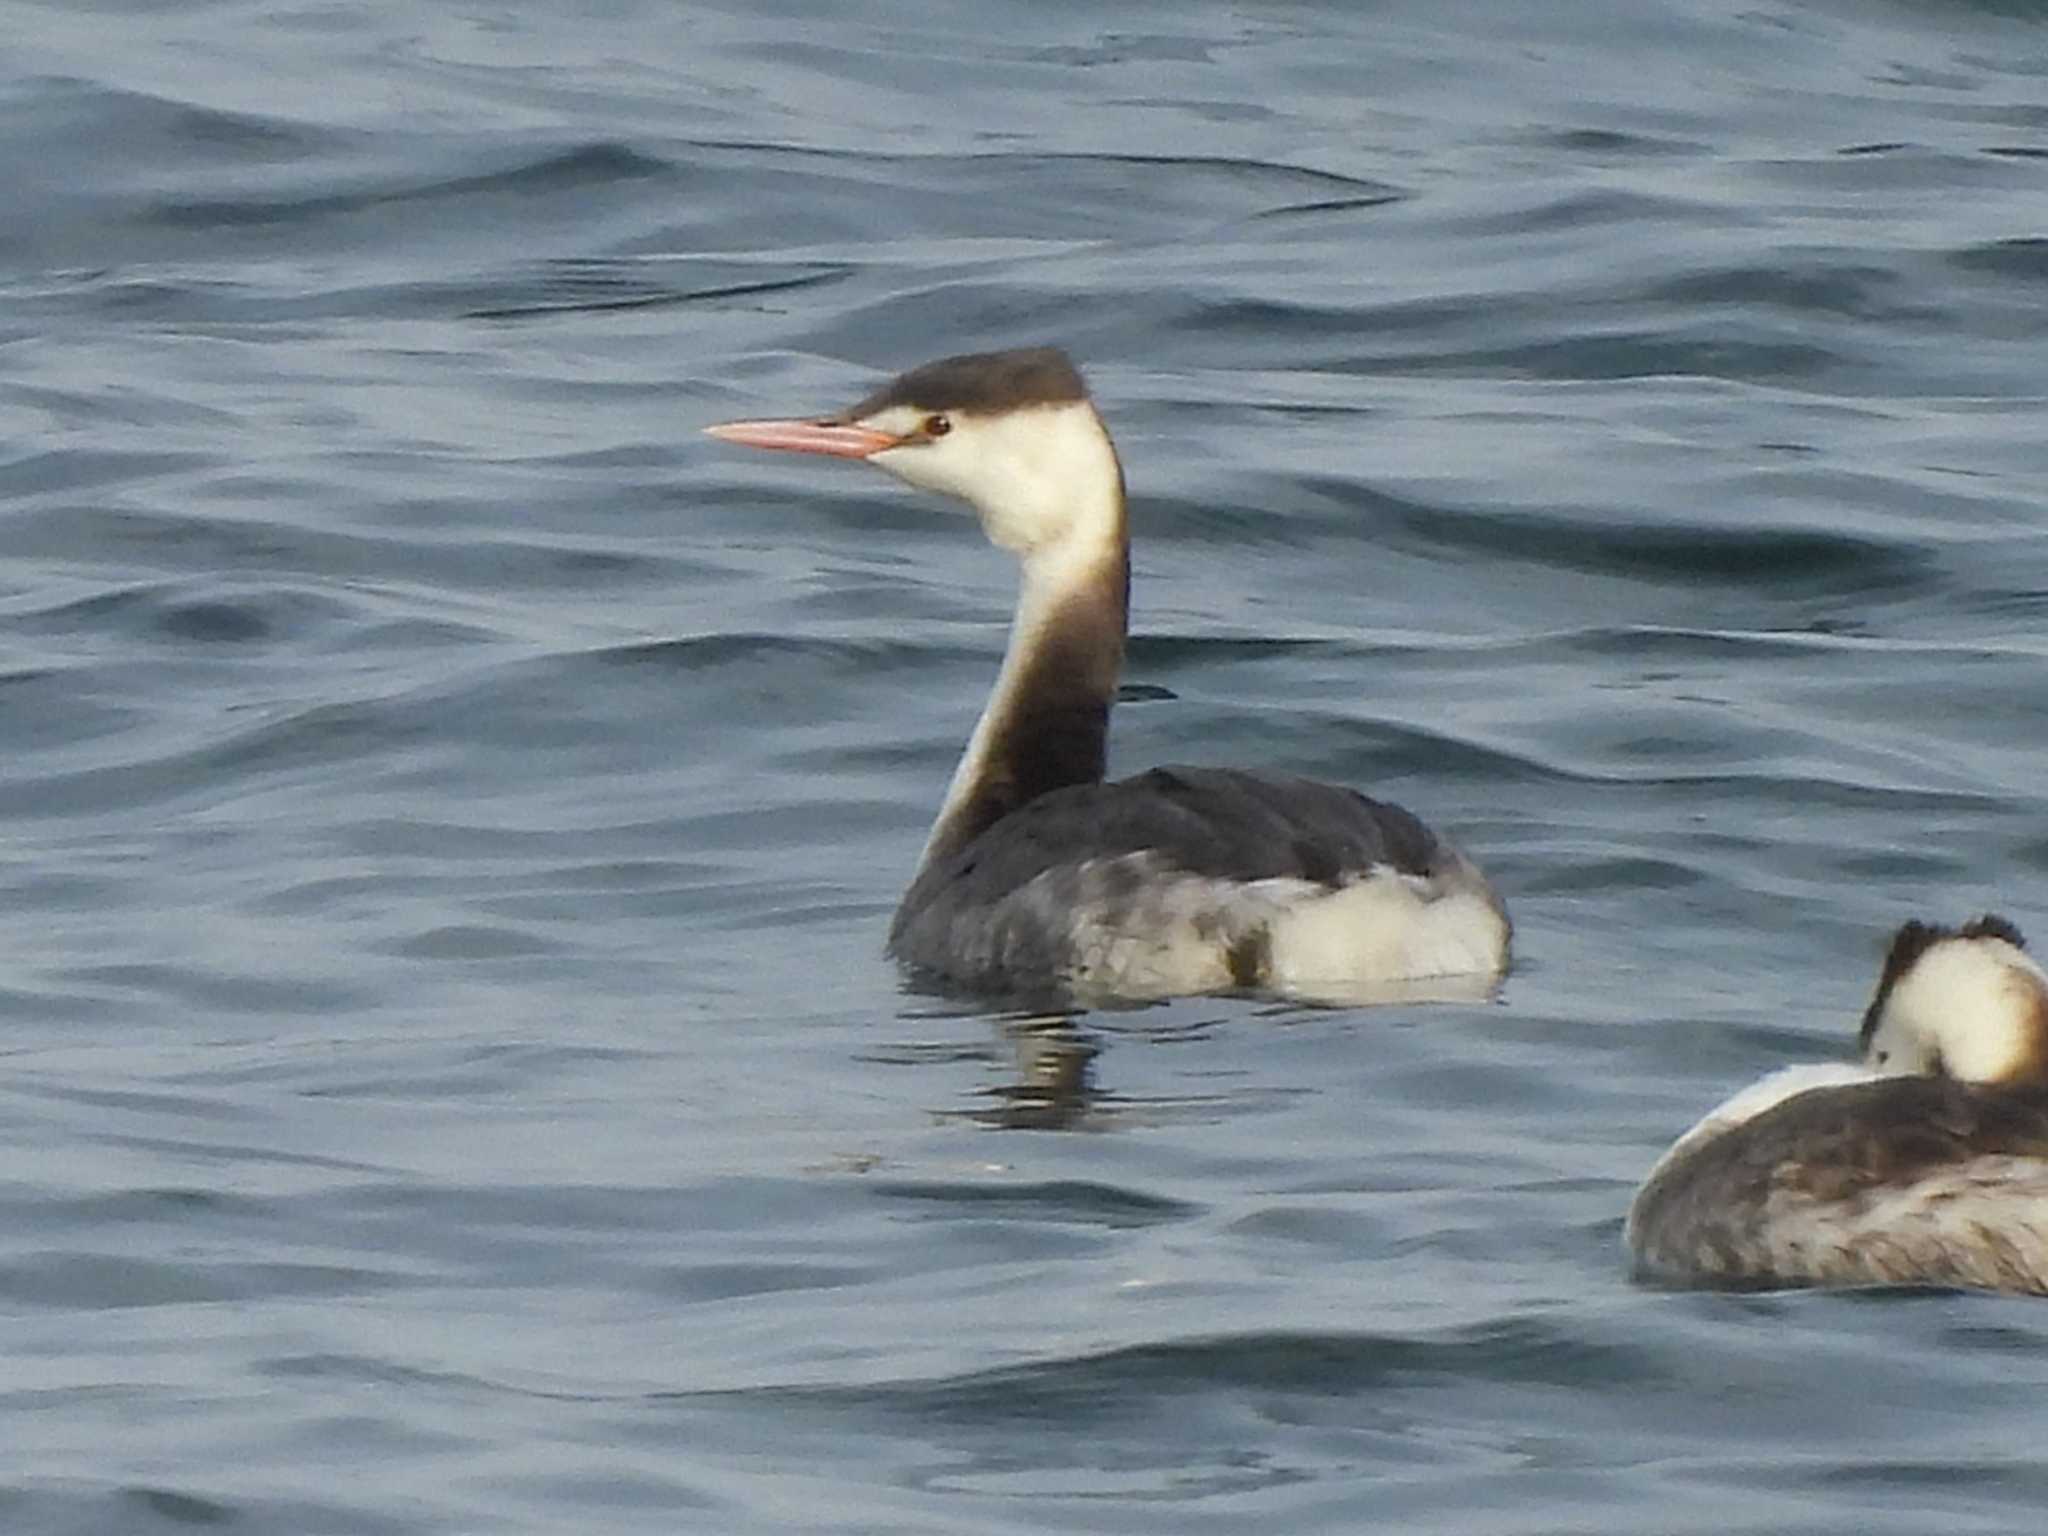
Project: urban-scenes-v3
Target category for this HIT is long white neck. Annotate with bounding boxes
[912,530,1129,876]
[865,395,1130,909]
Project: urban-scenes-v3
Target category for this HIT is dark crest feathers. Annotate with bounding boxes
[839,347,1089,421]
[1962,913,2027,948]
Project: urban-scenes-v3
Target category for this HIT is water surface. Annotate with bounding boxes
[4,1,2048,1531]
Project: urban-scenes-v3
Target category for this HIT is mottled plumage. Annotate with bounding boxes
[1630,1073,2048,1293]
[889,766,1483,1000]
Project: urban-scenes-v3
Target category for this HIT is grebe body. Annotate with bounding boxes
[1628,916,2048,1296]
[707,348,1509,1004]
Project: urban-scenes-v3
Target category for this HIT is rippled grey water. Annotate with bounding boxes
[4,1,2048,1531]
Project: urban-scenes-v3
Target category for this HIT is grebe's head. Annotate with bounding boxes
[1859,915,2048,1084]
[705,347,1124,560]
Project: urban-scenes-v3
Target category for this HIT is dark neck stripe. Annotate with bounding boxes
[917,551,1129,871]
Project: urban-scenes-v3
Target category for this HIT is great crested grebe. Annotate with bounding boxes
[1628,915,2048,1296]
[706,346,1509,1004]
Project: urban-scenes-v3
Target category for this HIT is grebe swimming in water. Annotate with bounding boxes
[706,347,1509,1004]
[1628,915,2048,1296]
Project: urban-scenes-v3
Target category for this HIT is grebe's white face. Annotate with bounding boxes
[862,400,1122,557]
[1863,932,2048,1083]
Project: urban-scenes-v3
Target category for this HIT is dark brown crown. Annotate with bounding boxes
[838,348,1089,421]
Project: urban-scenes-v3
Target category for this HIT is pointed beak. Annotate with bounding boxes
[703,417,902,459]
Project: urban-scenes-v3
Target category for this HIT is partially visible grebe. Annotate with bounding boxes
[1628,915,2048,1296]
[706,347,1509,1004]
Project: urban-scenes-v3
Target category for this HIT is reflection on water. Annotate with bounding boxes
[970,1014,1104,1130]
[940,969,1503,1131]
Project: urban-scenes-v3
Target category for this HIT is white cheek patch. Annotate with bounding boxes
[873,403,1120,556]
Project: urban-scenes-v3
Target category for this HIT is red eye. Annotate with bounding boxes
[924,414,951,438]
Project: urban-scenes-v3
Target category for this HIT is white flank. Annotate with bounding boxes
[1057,859,1508,1007]
[1263,868,1509,1002]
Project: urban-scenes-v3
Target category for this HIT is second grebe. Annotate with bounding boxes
[706,347,1510,1004]
[1628,915,2048,1296]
